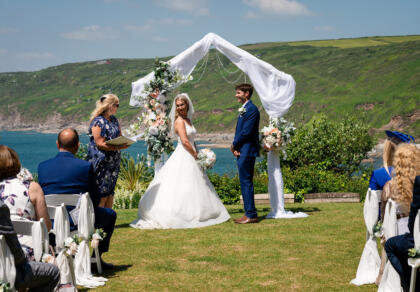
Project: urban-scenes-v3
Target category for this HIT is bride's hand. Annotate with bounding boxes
[193,151,198,160]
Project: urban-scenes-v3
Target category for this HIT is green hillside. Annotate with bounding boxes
[0,35,419,137]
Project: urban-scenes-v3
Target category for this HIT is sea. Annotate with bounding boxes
[0,131,240,175]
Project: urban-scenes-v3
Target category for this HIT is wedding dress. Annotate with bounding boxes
[130,122,230,229]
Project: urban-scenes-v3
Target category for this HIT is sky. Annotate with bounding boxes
[0,0,419,72]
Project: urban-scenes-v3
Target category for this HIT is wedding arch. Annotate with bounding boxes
[129,32,306,219]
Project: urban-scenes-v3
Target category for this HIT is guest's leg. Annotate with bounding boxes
[104,195,114,209]
[94,206,117,255]
[385,235,414,291]
[15,261,60,292]
[237,156,257,219]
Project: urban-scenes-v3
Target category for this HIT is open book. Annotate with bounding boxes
[105,136,136,146]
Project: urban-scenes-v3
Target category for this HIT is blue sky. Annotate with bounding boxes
[0,0,419,72]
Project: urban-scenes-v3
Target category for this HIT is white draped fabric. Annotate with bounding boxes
[32,220,49,262]
[56,250,75,285]
[0,235,16,290]
[130,33,295,118]
[53,204,70,250]
[74,194,107,288]
[265,151,308,219]
[350,189,381,285]
[378,200,403,292]
[130,33,296,216]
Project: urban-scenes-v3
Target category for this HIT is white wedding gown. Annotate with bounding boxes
[130,122,230,229]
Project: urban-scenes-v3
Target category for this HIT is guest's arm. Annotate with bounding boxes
[91,126,128,151]
[28,182,52,231]
[408,176,420,234]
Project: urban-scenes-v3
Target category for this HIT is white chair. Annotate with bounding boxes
[378,199,403,292]
[45,193,106,288]
[408,210,420,292]
[0,235,16,291]
[47,204,76,286]
[11,218,49,262]
[350,188,381,285]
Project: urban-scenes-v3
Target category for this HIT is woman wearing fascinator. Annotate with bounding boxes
[130,93,230,229]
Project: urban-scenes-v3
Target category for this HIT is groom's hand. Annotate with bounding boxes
[230,144,235,154]
[234,150,240,157]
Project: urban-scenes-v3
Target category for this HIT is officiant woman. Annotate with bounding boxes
[87,94,128,209]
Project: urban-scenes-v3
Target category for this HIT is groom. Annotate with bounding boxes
[231,83,260,224]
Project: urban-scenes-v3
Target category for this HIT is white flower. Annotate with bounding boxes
[238,107,246,115]
[68,242,78,255]
[149,126,159,136]
[64,237,74,247]
[42,254,55,264]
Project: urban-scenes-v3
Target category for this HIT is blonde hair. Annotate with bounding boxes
[89,94,119,122]
[383,139,397,175]
[174,94,190,120]
[390,143,420,205]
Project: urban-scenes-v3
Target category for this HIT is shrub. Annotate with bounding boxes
[207,172,241,204]
[284,114,375,176]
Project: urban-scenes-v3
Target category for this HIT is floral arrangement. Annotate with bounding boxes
[372,221,383,238]
[41,253,55,264]
[64,235,80,256]
[17,167,33,182]
[127,59,192,162]
[260,117,295,158]
[197,148,216,171]
[408,248,420,258]
[90,228,106,249]
[0,281,11,292]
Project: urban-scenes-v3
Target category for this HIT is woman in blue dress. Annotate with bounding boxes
[87,94,128,209]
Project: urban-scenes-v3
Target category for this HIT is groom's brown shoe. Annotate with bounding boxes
[234,215,247,223]
[235,216,258,224]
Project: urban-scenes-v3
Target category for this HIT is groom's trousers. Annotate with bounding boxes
[237,155,257,219]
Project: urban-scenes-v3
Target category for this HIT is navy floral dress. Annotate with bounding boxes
[0,177,36,261]
[87,115,121,198]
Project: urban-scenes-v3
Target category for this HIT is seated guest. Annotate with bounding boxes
[38,128,116,270]
[369,130,415,191]
[384,149,420,291]
[0,145,52,258]
[376,143,420,284]
[0,200,60,291]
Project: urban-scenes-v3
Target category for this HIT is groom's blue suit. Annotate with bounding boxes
[233,100,260,219]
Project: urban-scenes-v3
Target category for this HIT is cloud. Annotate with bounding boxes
[245,11,260,19]
[157,18,193,25]
[0,27,18,35]
[152,36,168,42]
[0,49,7,56]
[61,25,119,40]
[124,24,152,33]
[244,0,312,16]
[314,25,335,32]
[155,0,209,16]
[15,52,57,60]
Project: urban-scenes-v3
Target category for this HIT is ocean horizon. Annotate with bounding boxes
[0,131,240,176]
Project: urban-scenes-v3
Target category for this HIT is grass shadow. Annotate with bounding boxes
[115,223,131,229]
[92,264,133,278]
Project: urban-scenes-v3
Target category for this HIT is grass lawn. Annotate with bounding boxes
[87,203,377,291]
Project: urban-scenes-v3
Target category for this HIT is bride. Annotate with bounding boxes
[130,93,230,229]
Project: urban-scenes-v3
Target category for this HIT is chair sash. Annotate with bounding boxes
[0,235,16,290]
[54,204,70,250]
[350,188,381,285]
[378,199,403,292]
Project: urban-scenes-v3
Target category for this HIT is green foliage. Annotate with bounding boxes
[207,171,268,204]
[114,154,153,209]
[207,172,241,204]
[75,143,88,160]
[281,165,371,201]
[284,114,375,176]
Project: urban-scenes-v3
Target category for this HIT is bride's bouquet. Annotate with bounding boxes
[197,148,216,171]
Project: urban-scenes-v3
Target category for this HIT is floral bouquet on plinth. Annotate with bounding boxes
[197,148,216,171]
[261,126,282,151]
[260,117,295,159]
